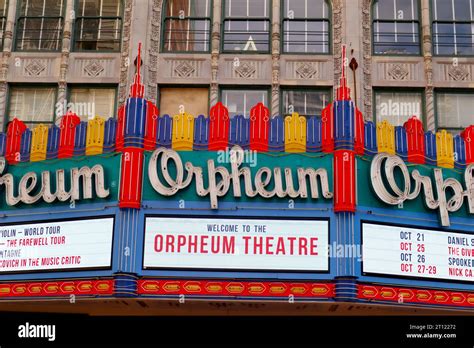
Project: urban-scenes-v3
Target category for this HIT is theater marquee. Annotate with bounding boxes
[0,217,114,273]
[363,223,474,283]
[143,217,329,272]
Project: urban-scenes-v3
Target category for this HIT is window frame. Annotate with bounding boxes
[157,84,211,116]
[371,0,422,56]
[160,0,213,54]
[0,0,8,50]
[434,89,474,133]
[280,0,332,55]
[430,0,474,57]
[66,84,118,121]
[6,84,59,129]
[219,86,271,117]
[372,88,426,128]
[14,0,66,52]
[72,0,124,52]
[221,0,272,54]
[279,86,333,117]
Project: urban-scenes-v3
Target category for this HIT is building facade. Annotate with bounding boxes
[0,0,473,316]
[0,0,472,133]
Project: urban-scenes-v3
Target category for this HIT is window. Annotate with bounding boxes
[373,0,420,55]
[374,90,423,126]
[282,0,330,53]
[432,0,474,56]
[8,86,56,126]
[281,89,332,117]
[74,0,122,51]
[223,0,270,52]
[15,0,65,51]
[162,0,211,52]
[221,89,268,117]
[436,92,474,132]
[159,87,209,116]
[68,86,116,121]
[0,1,8,50]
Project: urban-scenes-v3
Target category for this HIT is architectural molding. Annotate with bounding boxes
[421,0,435,131]
[210,0,222,108]
[333,0,343,89]
[173,60,198,78]
[57,0,74,120]
[0,82,7,129]
[234,61,257,79]
[83,59,106,77]
[295,62,319,80]
[24,59,47,76]
[362,0,373,119]
[118,0,134,106]
[387,64,409,80]
[146,0,163,104]
[271,0,280,117]
[447,64,470,82]
[0,0,17,129]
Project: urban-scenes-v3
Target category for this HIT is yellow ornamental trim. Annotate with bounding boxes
[312,286,329,295]
[376,120,395,155]
[172,112,194,151]
[436,129,454,168]
[62,284,75,292]
[85,116,105,156]
[416,293,429,300]
[96,282,110,291]
[12,285,26,294]
[284,112,306,153]
[205,284,222,293]
[30,124,49,162]
[143,282,159,291]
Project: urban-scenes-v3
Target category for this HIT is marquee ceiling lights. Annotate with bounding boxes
[371,153,474,227]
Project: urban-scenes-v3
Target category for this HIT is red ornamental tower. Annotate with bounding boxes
[58,111,81,159]
[333,45,357,213]
[331,46,359,303]
[118,43,157,209]
[5,118,27,164]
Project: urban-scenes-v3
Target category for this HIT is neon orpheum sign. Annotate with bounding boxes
[0,158,109,205]
[371,153,474,226]
[148,146,334,208]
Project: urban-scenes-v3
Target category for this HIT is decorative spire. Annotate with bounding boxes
[336,45,351,101]
[129,42,145,98]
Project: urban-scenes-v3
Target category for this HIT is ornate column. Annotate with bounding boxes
[333,47,358,302]
[57,0,74,118]
[146,0,163,104]
[118,0,134,106]
[421,0,435,131]
[332,0,344,90]
[361,0,373,119]
[210,0,221,107]
[271,0,280,117]
[115,46,148,297]
[0,0,17,129]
